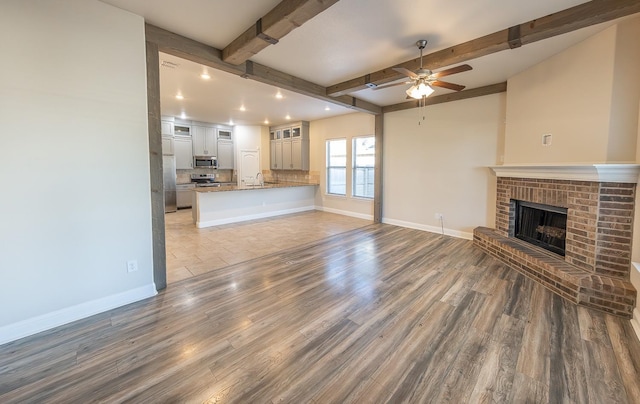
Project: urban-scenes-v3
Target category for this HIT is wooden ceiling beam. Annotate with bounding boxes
[145,24,381,115]
[328,0,640,97]
[222,0,340,65]
[381,82,507,114]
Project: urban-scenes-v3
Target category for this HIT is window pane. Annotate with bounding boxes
[327,139,346,196]
[353,136,375,198]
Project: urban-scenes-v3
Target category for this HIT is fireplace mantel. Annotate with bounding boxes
[490,164,640,183]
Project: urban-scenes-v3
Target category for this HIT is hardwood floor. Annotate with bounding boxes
[165,209,371,283]
[2,222,640,403]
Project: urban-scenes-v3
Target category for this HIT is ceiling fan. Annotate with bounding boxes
[374,40,472,99]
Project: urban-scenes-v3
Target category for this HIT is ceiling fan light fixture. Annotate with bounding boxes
[406,82,434,99]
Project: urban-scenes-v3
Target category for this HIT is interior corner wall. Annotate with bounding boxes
[504,24,617,164]
[608,17,640,162]
[310,112,375,219]
[383,93,505,239]
[0,0,154,343]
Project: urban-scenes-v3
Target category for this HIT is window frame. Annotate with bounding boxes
[326,138,347,196]
[352,135,375,199]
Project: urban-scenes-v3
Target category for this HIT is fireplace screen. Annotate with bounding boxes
[514,200,568,256]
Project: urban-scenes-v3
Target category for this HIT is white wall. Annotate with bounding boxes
[0,0,154,343]
[631,100,640,337]
[383,94,505,239]
[310,113,375,220]
[504,17,640,164]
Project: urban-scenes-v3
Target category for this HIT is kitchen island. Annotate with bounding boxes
[192,182,318,228]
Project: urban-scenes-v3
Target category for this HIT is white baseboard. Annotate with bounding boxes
[315,206,374,221]
[197,206,315,228]
[0,283,157,346]
[382,218,474,240]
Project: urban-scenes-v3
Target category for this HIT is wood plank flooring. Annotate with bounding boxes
[165,209,371,283]
[2,221,640,403]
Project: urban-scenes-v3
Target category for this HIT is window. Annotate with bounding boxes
[326,139,347,195]
[353,136,375,198]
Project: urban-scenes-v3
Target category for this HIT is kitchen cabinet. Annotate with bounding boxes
[192,125,216,157]
[269,122,309,170]
[161,136,174,155]
[176,183,195,208]
[269,129,281,170]
[161,120,174,136]
[174,136,193,169]
[217,140,234,169]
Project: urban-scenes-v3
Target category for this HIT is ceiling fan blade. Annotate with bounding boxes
[431,64,472,79]
[372,81,411,91]
[393,67,419,79]
[431,80,466,91]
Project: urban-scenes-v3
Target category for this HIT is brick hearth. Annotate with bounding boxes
[474,176,637,318]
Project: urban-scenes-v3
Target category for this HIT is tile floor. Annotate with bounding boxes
[165,208,372,283]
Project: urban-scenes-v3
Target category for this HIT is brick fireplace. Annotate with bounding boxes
[474,165,640,318]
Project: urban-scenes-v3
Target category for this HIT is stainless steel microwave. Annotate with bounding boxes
[194,156,217,169]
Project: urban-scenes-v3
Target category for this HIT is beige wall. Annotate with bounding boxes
[608,19,640,161]
[310,112,376,219]
[383,93,506,239]
[0,0,154,342]
[504,17,640,164]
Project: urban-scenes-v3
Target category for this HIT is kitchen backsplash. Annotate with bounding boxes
[177,169,319,185]
[176,169,233,184]
[262,170,320,184]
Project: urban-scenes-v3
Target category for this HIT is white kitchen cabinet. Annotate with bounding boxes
[192,125,216,157]
[161,135,174,155]
[161,120,174,136]
[217,140,234,169]
[269,122,309,170]
[174,136,193,169]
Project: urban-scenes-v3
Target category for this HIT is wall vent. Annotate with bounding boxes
[161,60,179,69]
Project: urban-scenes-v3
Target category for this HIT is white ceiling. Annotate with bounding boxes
[100,0,622,126]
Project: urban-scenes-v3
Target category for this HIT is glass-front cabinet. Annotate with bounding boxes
[269,121,309,170]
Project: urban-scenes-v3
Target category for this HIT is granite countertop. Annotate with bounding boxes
[193,182,318,193]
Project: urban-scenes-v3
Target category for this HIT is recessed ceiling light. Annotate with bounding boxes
[180,112,186,119]
[264,119,269,125]
[200,72,210,80]
[324,106,331,111]
[239,105,246,112]
[228,119,234,125]
[285,115,291,120]
[175,94,184,100]
[275,92,283,99]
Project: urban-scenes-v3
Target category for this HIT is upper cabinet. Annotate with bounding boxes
[174,136,193,169]
[269,121,309,170]
[217,128,234,169]
[161,117,234,170]
[161,120,174,136]
[161,117,175,155]
[192,125,217,157]
[161,136,174,155]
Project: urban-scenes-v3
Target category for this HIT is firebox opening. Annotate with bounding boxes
[514,200,568,256]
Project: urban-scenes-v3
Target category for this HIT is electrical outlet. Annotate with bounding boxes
[434,213,444,220]
[127,260,138,273]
